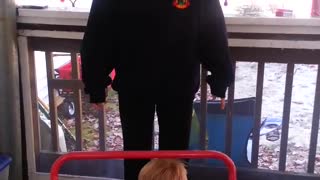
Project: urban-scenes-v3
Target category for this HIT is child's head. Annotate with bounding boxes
[138,159,188,180]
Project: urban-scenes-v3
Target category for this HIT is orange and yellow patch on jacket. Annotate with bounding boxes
[173,0,190,10]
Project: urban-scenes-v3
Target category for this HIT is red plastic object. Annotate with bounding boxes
[275,9,293,17]
[50,150,237,180]
[56,62,72,80]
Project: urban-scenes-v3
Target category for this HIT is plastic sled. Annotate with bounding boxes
[50,151,237,180]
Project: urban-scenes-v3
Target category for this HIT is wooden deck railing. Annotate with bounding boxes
[25,36,320,172]
[18,18,320,179]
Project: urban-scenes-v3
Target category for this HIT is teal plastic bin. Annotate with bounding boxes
[191,97,256,167]
[0,155,12,180]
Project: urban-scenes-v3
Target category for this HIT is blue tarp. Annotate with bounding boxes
[0,155,11,172]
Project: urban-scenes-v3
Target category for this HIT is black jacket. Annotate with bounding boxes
[80,0,234,103]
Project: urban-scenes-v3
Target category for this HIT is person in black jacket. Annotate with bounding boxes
[80,0,234,179]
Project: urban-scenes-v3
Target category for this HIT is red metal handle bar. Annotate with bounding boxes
[50,150,237,180]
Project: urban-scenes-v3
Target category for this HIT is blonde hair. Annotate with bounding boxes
[138,159,188,180]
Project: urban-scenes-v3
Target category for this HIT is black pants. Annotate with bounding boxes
[118,91,194,180]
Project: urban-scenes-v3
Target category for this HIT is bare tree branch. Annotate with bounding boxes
[68,0,77,7]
